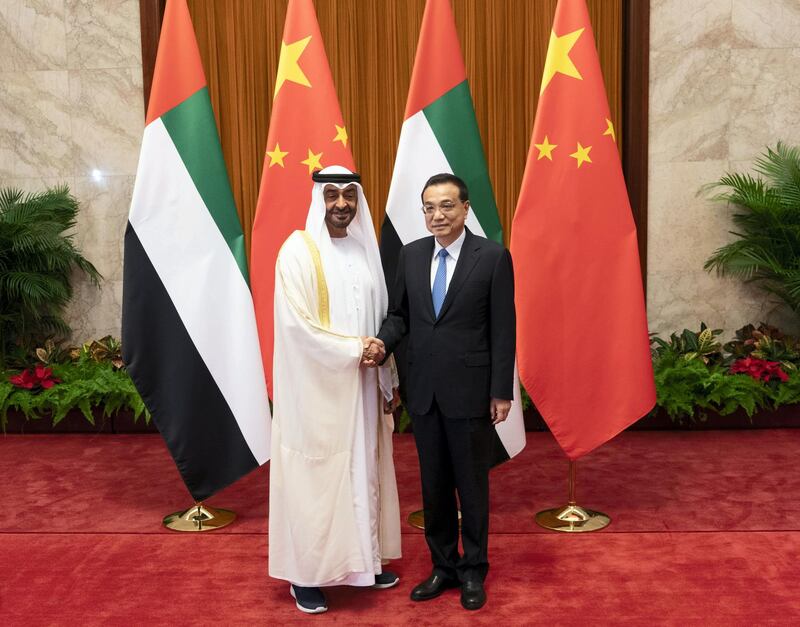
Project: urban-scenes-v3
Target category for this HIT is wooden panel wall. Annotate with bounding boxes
[146,0,626,254]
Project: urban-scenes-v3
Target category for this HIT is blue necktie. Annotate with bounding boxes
[432,248,449,317]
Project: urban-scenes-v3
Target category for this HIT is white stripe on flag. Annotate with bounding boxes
[129,119,271,463]
[386,111,486,244]
[496,362,526,458]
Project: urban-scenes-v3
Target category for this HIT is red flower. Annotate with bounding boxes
[8,366,61,391]
[9,369,36,389]
[730,357,788,383]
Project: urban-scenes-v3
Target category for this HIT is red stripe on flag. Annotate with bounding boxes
[145,0,206,125]
[404,0,467,119]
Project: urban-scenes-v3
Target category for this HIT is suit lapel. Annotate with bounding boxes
[436,229,480,323]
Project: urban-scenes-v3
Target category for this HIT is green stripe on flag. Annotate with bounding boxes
[423,81,503,244]
[161,88,249,283]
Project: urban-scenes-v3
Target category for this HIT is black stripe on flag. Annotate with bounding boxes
[379,215,403,293]
[122,223,258,501]
[380,216,411,403]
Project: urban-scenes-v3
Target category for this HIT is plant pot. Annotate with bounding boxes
[630,404,800,430]
[112,410,158,433]
[2,408,111,434]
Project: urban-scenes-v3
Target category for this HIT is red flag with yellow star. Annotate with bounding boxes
[510,0,655,459]
[250,0,355,395]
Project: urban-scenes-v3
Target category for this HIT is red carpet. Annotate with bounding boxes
[2,431,800,624]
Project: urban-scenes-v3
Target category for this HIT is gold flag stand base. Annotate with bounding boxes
[163,503,236,532]
[407,509,425,530]
[407,509,461,530]
[535,461,610,533]
[535,504,610,532]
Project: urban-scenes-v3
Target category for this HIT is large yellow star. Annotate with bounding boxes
[274,36,312,99]
[301,148,323,173]
[333,125,348,147]
[266,142,288,168]
[533,135,557,161]
[569,142,592,168]
[540,28,584,94]
[603,118,616,143]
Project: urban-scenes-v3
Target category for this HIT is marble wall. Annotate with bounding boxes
[0,0,143,342]
[648,0,800,336]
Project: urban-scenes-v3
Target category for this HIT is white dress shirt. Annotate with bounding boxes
[430,228,466,291]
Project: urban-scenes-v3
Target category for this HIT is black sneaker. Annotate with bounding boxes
[372,571,400,589]
[290,585,328,614]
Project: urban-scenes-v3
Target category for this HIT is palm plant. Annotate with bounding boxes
[704,142,800,316]
[0,185,101,367]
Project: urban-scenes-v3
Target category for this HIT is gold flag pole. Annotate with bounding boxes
[535,460,610,532]
[163,502,236,532]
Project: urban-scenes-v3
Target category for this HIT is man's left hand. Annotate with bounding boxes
[490,398,511,425]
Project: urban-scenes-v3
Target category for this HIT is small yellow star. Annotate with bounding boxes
[274,36,312,99]
[301,148,324,173]
[266,142,289,168]
[533,135,557,161]
[603,118,616,143]
[333,125,348,147]
[540,28,584,94]
[569,142,592,168]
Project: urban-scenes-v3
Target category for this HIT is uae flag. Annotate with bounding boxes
[251,0,356,396]
[381,0,526,461]
[122,0,271,502]
[510,0,655,460]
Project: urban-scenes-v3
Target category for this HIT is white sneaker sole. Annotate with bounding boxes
[290,585,328,614]
[372,576,400,589]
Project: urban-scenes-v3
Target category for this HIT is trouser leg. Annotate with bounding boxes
[412,403,459,579]
[443,415,493,582]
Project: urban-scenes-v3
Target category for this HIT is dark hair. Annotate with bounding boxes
[421,173,469,203]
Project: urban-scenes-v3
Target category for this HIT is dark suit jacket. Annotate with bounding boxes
[378,228,515,418]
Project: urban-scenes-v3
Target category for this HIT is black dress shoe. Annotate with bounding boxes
[460,579,486,610]
[410,573,459,601]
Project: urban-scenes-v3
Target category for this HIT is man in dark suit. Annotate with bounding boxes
[364,173,515,611]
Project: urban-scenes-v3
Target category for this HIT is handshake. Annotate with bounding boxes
[361,336,385,368]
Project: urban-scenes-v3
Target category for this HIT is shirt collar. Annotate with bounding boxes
[433,228,466,262]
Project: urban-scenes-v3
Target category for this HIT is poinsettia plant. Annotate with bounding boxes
[9,365,61,391]
[730,357,789,383]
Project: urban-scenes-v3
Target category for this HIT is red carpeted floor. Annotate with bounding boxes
[2,430,800,624]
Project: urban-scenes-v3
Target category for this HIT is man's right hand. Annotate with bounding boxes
[361,337,385,367]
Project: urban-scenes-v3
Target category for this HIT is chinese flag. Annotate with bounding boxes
[250,0,355,395]
[509,0,655,459]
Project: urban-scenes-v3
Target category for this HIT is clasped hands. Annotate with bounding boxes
[361,336,385,368]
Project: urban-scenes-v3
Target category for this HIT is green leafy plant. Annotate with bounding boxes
[0,185,101,368]
[651,322,800,422]
[704,143,800,315]
[71,335,124,370]
[723,323,800,370]
[650,323,724,365]
[1,337,149,431]
[34,338,71,366]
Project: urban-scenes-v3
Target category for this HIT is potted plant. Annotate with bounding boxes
[0,185,101,369]
[704,142,800,315]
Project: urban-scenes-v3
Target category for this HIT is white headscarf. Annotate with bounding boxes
[304,165,393,398]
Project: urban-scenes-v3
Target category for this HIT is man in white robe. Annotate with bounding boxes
[269,166,402,614]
